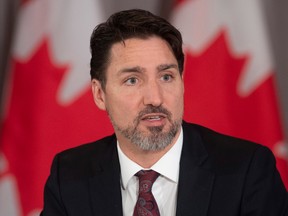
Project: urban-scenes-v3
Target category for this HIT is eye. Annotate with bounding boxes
[124,77,138,85]
[161,74,173,82]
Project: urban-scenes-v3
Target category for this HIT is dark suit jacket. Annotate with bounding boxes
[41,122,288,216]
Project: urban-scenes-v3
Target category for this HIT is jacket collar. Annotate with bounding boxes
[176,121,215,216]
[88,135,123,216]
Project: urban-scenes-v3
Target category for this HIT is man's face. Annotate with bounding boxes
[92,36,184,151]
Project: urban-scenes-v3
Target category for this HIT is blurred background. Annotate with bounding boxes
[0,0,287,215]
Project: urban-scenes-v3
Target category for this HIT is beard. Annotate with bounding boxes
[109,105,182,151]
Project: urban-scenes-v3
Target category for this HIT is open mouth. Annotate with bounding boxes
[141,113,166,121]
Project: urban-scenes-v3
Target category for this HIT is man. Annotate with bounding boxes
[41,9,288,216]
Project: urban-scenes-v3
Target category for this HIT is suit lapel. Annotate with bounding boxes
[88,138,123,216]
[176,122,215,216]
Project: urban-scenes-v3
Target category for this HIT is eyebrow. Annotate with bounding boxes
[117,63,178,75]
[157,64,178,72]
[118,66,145,75]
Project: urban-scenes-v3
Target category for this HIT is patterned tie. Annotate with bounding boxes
[133,170,160,216]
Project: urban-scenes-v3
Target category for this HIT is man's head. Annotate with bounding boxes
[90,9,184,89]
[90,9,185,152]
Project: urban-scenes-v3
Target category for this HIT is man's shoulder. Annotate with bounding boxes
[183,121,261,152]
[61,133,116,153]
[182,121,273,172]
[56,134,117,166]
[48,134,117,182]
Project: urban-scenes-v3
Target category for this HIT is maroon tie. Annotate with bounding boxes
[133,170,160,216]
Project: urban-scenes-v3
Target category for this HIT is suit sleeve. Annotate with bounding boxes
[40,154,68,216]
[241,146,288,216]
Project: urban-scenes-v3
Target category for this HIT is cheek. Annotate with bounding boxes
[106,96,138,122]
[174,97,184,115]
[167,88,184,116]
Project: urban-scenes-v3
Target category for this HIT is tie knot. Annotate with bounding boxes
[135,170,159,193]
[136,170,159,182]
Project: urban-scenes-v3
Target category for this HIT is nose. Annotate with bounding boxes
[143,80,163,107]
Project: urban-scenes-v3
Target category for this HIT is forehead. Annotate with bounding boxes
[108,36,177,68]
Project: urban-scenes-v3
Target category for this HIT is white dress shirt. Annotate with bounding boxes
[117,128,183,216]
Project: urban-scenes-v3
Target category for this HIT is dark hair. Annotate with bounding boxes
[90,9,184,88]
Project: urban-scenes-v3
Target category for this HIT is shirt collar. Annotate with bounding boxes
[117,127,183,189]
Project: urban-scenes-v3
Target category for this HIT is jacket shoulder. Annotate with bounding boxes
[58,134,116,160]
[182,122,273,173]
[52,134,117,179]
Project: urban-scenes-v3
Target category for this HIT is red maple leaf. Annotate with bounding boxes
[183,31,288,187]
[0,39,113,215]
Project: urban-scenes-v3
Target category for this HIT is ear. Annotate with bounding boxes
[91,79,106,111]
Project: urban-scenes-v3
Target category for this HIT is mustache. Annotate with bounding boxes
[135,105,172,123]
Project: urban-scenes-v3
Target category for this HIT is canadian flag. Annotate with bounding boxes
[1,0,288,215]
[171,0,288,188]
[0,0,113,215]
